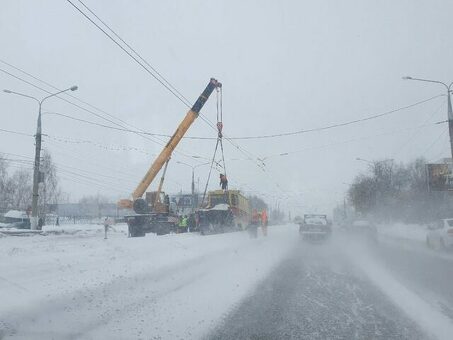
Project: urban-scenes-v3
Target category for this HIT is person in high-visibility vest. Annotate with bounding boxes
[178,215,188,233]
[261,210,268,236]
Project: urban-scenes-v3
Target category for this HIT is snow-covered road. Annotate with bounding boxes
[210,231,453,340]
[0,225,298,339]
[2,223,453,339]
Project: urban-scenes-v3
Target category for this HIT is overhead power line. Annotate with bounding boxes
[0,65,168,147]
[258,122,441,161]
[75,0,192,107]
[391,100,445,159]
[0,128,34,137]
[66,0,191,109]
[42,92,444,142]
[64,1,266,171]
[0,63,209,162]
[424,130,448,159]
[225,94,444,140]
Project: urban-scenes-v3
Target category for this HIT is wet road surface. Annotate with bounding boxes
[208,236,436,340]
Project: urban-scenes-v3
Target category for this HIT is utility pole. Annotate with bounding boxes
[3,86,78,229]
[33,105,42,228]
[403,77,453,162]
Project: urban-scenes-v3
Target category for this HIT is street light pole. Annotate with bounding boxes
[403,76,453,162]
[3,86,78,229]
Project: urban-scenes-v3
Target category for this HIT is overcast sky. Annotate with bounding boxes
[1,0,453,215]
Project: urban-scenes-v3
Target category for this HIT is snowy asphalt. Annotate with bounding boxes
[2,226,453,339]
[207,234,453,340]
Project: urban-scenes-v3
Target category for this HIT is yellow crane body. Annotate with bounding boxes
[119,78,221,212]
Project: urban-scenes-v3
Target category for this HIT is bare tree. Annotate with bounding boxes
[38,150,61,215]
[0,157,11,211]
[0,151,62,215]
[9,169,32,210]
[347,157,452,223]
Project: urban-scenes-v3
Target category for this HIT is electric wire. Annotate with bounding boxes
[225,94,444,140]
[391,100,445,159]
[75,0,192,107]
[66,0,191,108]
[0,128,34,137]
[0,64,210,162]
[424,130,448,159]
[64,1,265,171]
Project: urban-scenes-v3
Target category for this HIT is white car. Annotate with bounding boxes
[426,218,453,250]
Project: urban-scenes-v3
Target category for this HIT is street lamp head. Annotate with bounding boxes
[3,89,12,93]
[70,86,78,91]
[402,76,412,80]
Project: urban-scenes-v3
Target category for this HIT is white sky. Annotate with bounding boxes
[1,0,453,215]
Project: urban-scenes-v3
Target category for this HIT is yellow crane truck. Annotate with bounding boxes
[118,78,222,237]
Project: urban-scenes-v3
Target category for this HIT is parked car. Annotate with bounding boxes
[0,210,31,229]
[426,218,453,250]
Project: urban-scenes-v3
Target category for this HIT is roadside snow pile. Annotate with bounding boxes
[0,229,43,236]
[0,224,298,339]
[42,223,127,235]
[0,223,123,237]
[377,223,427,243]
[3,210,28,219]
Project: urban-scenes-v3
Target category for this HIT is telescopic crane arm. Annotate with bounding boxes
[118,78,222,212]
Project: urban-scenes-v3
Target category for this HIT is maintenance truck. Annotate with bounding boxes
[197,190,251,235]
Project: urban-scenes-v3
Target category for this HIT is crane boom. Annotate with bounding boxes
[119,78,221,210]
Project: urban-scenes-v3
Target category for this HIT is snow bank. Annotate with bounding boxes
[0,224,298,339]
[3,210,28,219]
[343,242,453,340]
[42,222,119,235]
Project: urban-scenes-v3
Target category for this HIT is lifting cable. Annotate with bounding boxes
[201,87,228,206]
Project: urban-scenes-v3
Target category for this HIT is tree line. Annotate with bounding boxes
[0,150,62,214]
[345,158,453,223]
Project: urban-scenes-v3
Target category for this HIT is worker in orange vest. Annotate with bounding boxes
[261,209,268,236]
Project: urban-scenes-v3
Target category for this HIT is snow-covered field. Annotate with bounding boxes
[0,223,299,339]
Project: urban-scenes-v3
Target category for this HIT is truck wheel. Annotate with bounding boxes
[155,224,169,236]
[130,225,145,237]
